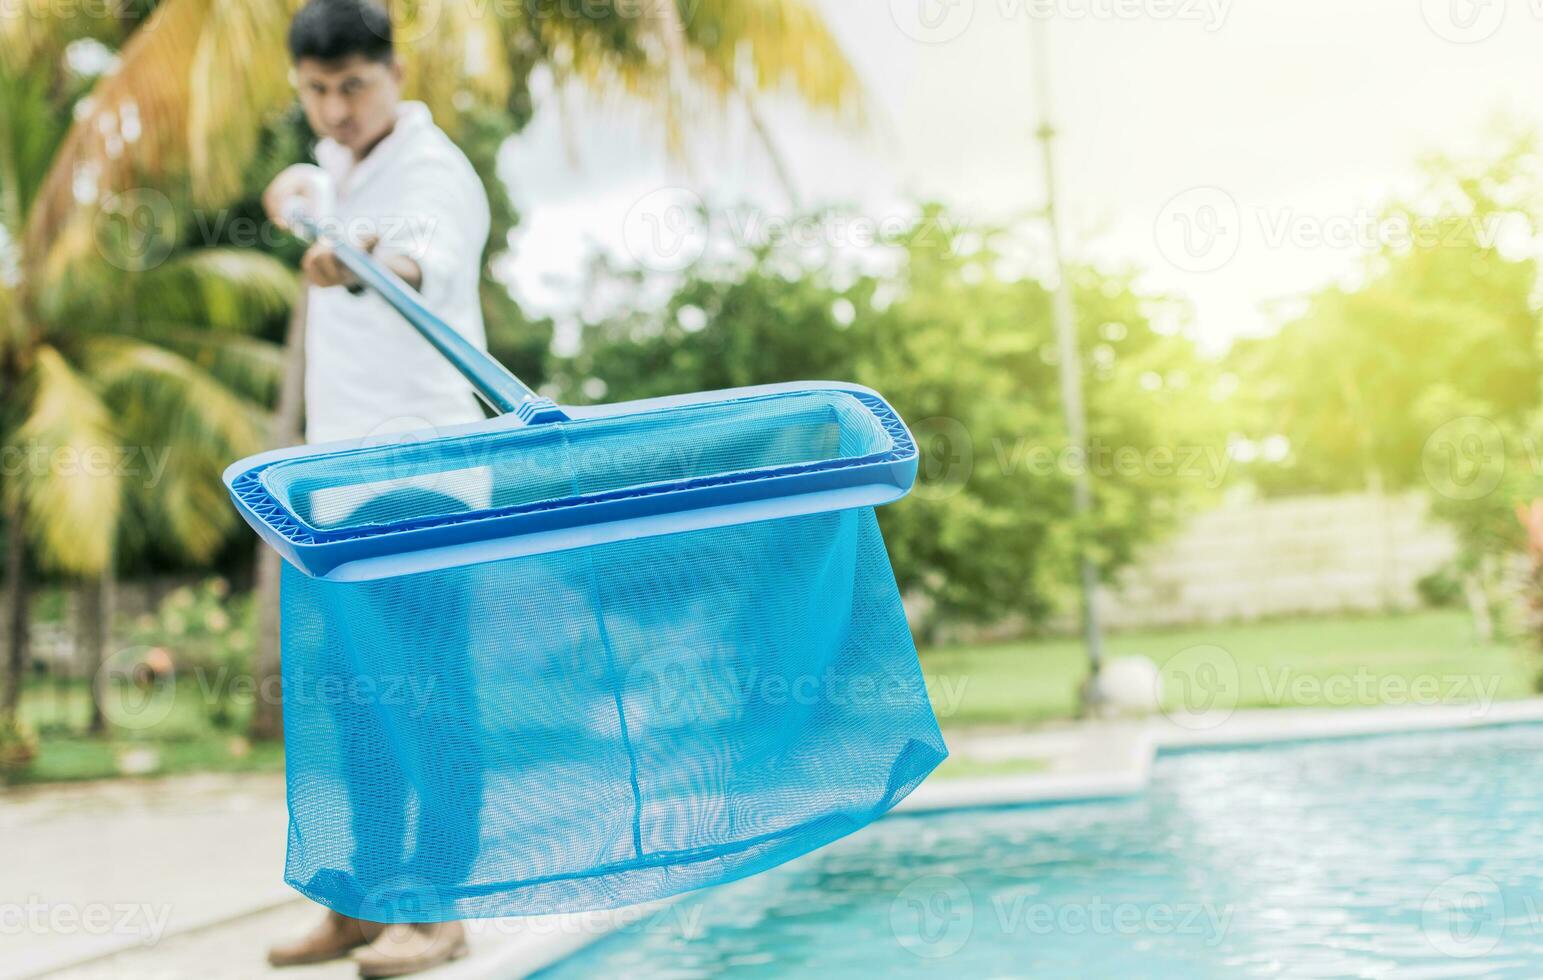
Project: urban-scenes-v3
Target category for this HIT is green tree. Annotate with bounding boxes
[563,205,1227,633]
[1230,130,1543,496]
[1,25,290,730]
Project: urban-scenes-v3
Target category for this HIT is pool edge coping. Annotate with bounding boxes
[896,697,1543,816]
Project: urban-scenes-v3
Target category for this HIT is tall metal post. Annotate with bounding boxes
[1031,19,1106,703]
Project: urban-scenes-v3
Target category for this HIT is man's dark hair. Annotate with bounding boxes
[287,0,394,65]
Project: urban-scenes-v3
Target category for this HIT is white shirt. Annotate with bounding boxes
[304,102,491,446]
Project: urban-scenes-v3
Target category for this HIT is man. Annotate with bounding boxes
[262,0,489,975]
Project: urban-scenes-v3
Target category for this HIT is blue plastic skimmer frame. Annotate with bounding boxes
[228,381,918,582]
[223,220,946,922]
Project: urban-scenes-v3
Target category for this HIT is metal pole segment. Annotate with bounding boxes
[1031,20,1106,688]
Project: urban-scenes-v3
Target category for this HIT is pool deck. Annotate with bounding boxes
[11,698,1543,980]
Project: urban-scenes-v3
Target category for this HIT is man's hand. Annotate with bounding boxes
[300,238,362,289]
[299,235,423,291]
[263,163,329,231]
[262,164,425,291]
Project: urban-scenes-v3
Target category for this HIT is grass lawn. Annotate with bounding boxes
[922,609,1538,731]
[10,676,285,785]
[12,735,286,786]
[6,610,1534,784]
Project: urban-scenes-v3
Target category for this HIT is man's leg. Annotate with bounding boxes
[342,490,479,976]
[405,567,484,885]
[270,566,407,967]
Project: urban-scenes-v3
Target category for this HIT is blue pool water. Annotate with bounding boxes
[540,725,1543,978]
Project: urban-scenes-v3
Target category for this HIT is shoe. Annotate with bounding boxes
[352,921,469,978]
[268,909,380,967]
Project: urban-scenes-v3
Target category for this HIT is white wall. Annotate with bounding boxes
[1099,492,1458,629]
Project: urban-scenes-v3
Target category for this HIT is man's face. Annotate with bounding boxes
[294,54,402,157]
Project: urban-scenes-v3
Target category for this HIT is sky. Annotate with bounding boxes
[498,0,1543,353]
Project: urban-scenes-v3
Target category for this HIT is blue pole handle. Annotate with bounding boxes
[287,212,568,425]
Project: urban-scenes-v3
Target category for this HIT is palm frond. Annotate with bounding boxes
[688,0,864,117]
[187,0,300,206]
[129,326,283,403]
[25,0,300,271]
[34,245,296,338]
[0,58,72,242]
[136,248,297,330]
[397,3,513,134]
[518,0,863,157]
[0,282,16,355]
[24,0,203,266]
[7,345,121,575]
[85,334,266,455]
[84,334,268,562]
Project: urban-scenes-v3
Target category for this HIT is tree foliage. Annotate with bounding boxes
[1229,130,1543,496]
[561,205,1228,629]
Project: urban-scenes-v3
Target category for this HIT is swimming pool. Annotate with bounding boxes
[538,724,1543,977]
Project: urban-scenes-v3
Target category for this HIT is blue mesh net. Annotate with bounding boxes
[273,392,946,922]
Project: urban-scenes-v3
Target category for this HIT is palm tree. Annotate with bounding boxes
[1,24,292,728]
[6,0,863,739]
